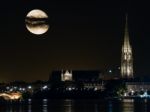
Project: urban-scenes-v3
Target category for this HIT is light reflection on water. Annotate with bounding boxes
[63,99,73,112]
[0,99,150,112]
[43,99,48,112]
[122,99,134,112]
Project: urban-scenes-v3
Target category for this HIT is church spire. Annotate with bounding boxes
[124,14,130,49]
[121,14,133,78]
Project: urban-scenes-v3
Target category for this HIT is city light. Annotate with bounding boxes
[14,86,17,89]
[19,88,22,91]
[94,87,98,91]
[6,87,10,90]
[140,91,150,98]
[28,86,32,89]
[42,85,48,90]
[109,70,112,73]
[9,88,13,92]
[68,87,72,91]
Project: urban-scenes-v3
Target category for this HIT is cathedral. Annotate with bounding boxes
[121,15,133,78]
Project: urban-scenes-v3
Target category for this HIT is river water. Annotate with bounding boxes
[0,99,149,112]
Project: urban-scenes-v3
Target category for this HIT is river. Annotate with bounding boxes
[0,98,149,112]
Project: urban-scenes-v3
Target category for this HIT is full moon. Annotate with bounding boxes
[25,9,49,35]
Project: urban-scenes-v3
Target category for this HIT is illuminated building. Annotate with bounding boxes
[49,70,104,91]
[121,14,133,78]
[126,82,150,92]
[50,70,101,82]
[61,70,73,81]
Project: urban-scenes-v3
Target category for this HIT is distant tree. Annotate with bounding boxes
[139,91,144,95]
[22,91,32,99]
[105,79,127,97]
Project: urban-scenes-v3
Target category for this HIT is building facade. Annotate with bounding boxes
[61,70,73,81]
[49,70,104,91]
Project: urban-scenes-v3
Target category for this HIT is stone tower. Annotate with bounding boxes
[121,15,133,78]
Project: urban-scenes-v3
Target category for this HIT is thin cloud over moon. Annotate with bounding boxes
[25,9,49,35]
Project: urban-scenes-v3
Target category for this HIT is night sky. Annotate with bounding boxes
[0,0,150,82]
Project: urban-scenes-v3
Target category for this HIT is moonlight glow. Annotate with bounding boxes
[25,9,49,35]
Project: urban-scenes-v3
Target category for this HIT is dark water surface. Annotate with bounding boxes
[0,99,149,112]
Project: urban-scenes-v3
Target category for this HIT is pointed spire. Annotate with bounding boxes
[124,14,130,49]
[121,13,133,78]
